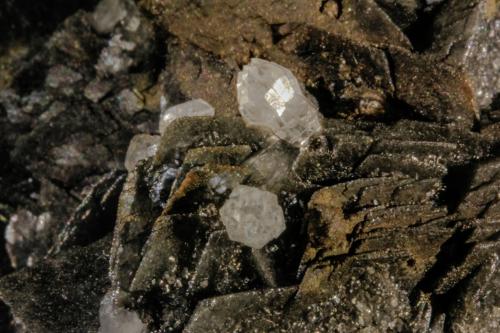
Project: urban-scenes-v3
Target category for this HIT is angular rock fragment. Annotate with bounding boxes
[237,58,322,146]
[220,185,286,249]
[185,287,297,332]
[159,99,215,135]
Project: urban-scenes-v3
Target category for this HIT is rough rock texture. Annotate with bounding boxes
[432,0,500,110]
[0,0,499,332]
[0,238,111,333]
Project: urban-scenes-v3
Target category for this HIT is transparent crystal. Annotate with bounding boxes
[237,58,322,146]
[159,99,215,135]
[98,291,146,333]
[124,134,160,171]
[244,140,298,192]
[219,185,286,249]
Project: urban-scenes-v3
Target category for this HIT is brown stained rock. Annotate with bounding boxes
[164,164,250,214]
[305,185,363,261]
[164,42,240,116]
[387,47,478,124]
[141,0,410,65]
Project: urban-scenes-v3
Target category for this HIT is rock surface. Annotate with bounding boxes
[0,0,499,332]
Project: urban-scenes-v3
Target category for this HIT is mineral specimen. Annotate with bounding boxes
[237,58,322,146]
[1,0,500,332]
[159,99,215,135]
[124,134,160,171]
[98,291,146,333]
[219,185,286,249]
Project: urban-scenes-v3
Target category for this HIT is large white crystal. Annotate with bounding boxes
[98,291,147,333]
[219,185,286,249]
[159,99,215,135]
[237,58,322,146]
[124,134,160,171]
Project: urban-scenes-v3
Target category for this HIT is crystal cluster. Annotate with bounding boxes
[159,99,215,135]
[219,185,286,249]
[237,58,323,146]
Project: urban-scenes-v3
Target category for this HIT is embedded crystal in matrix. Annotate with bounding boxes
[219,185,286,249]
[159,99,215,135]
[124,134,160,171]
[237,58,322,146]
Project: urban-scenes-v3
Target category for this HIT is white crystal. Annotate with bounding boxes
[98,291,147,333]
[219,185,286,249]
[118,89,144,115]
[124,134,160,171]
[159,99,215,135]
[92,0,128,34]
[237,58,322,146]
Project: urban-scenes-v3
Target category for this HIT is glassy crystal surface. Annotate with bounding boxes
[219,185,286,249]
[124,134,160,171]
[237,58,322,146]
[159,99,215,135]
[98,291,146,333]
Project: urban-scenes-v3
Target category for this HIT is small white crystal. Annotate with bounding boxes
[118,89,144,115]
[237,58,323,146]
[45,65,82,89]
[92,0,128,34]
[219,185,286,249]
[124,134,160,171]
[158,99,215,135]
[98,291,147,333]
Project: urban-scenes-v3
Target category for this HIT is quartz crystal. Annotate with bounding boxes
[124,134,160,171]
[219,185,286,249]
[159,99,215,135]
[237,58,322,146]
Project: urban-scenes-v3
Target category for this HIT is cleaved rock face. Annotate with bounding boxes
[220,185,286,249]
[237,58,323,146]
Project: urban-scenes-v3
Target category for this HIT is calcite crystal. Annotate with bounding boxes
[124,134,160,171]
[219,185,286,249]
[98,291,146,333]
[159,99,215,135]
[237,58,322,146]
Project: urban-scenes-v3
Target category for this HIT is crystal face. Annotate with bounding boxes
[124,134,160,171]
[219,185,286,249]
[159,99,215,135]
[237,58,323,146]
